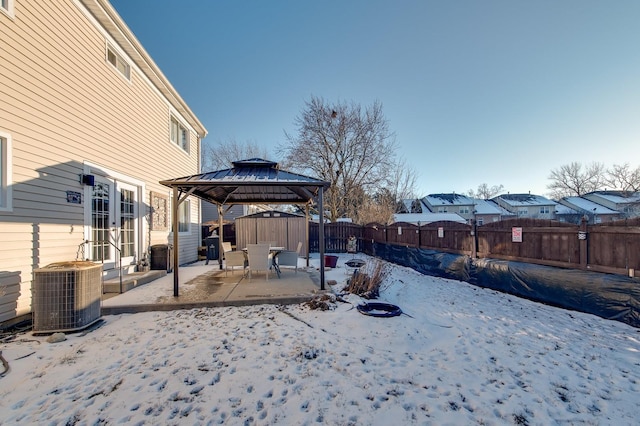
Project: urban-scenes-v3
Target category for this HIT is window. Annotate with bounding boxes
[1,0,14,17]
[518,208,528,216]
[459,207,470,214]
[178,200,190,233]
[437,207,448,213]
[539,206,550,214]
[170,116,189,152]
[107,46,130,80]
[0,132,11,211]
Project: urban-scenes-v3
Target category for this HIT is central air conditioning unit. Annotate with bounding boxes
[32,261,103,333]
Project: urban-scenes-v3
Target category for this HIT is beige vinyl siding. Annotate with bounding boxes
[0,0,203,322]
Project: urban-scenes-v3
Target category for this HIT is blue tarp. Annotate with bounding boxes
[370,243,640,328]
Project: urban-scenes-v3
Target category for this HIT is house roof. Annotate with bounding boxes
[584,191,640,204]
[160,158,330,205]
[554,204,580,215]
[494,193,557,207]
[560,197,619,214]
[423,193,475,206]
[473,199,503,215]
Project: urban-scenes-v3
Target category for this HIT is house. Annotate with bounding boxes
[397,198,428,214]
[582,191,640,219]
[472,199,503,225]
[422,193,477,223]
[554,203,583,224]
[557,196,621,224]
[421,193,505,224]
[491,193,557,219]
[0,0,207,324]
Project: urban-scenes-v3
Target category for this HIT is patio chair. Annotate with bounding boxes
[276,250,298,274]
[221,241,232,254]
[246,244,273,280]
[224,250,247,277]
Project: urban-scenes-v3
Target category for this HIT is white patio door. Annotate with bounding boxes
[117,181,138,267]
[89,176,140,270]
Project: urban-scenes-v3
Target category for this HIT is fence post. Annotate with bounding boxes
[471,219,478,259]
[579,217,588,269]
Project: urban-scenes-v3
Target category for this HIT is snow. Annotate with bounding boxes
[1,254,639,425]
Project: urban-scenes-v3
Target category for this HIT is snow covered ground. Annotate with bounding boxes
[1,254,639,425]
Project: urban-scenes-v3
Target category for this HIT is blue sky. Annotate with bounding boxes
[110,0,640,198]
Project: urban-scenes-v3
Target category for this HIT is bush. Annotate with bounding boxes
[343,260,388,299]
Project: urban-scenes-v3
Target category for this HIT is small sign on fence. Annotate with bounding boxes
[578,231,587,240]
[438,227,444,238]
[512,227,523,243]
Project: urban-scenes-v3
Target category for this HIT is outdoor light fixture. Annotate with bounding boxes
[80,174,95,186]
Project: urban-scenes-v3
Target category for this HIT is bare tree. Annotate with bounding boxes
[605,163,640,193]
[467,183,504,200]
[279,96,402,222]
[202,138,270,171]
[546,162,606,199]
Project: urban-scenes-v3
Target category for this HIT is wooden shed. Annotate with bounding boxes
[236,210,308,257]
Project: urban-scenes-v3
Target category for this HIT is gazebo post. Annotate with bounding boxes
[305,203,310,267]
[218,204,224,270]
[319,186,325,290]
[172,186,179,297]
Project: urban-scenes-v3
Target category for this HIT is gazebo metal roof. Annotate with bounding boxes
[160,158,329,206]
[160,159,331,296]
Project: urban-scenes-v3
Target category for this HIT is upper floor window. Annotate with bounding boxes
[170,116,189,152]
[459,206,470,214]
[437,207,448,213]
[107,46,130,80]
[1,0,14,18]
[518,208,528,216]
[0,132,12,211]
[539,206,550,214]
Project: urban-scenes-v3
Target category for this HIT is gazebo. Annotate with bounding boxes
[160,158,331,296]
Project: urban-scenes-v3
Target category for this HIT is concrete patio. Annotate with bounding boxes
[101,258,331,315]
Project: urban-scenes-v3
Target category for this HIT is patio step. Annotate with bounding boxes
[103,270,167,294]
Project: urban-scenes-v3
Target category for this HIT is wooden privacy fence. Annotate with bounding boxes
[309,218,640,278]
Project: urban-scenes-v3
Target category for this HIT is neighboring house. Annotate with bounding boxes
[582,191,640,219]
[392,213,466,225]
[554,203,583,224]
[491,193,557,219]
[472,199,503,225]
[0,0,207,324]
[557,196,621,224]
[422,193,480,224]
[397,198,428,214]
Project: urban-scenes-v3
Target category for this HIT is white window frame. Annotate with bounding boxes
[1,0,14,18]
[0,131,12,212]
[106,44,131,80]
[539,206,550,214]
[459,206,470,214]
[437,207,448,213]
[518,208,528,216]
[170,115,190,153]
[178,199,191,234]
